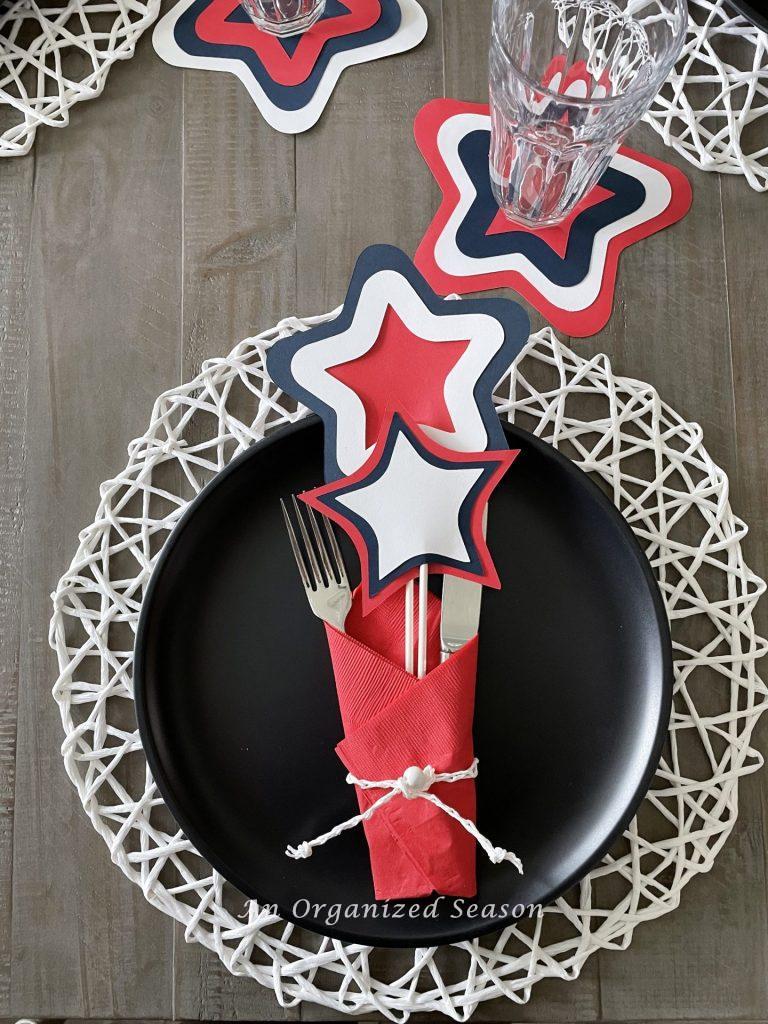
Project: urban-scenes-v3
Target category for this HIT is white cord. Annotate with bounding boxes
[286,758,524,873]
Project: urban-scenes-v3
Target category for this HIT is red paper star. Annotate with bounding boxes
[485,183,613,260]
[328,306,469,449]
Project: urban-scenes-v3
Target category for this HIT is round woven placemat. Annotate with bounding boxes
[644,0,768,191]
[51,318,767,1020]
[1,0,160,157]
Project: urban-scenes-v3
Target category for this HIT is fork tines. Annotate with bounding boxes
[280,495,348,591]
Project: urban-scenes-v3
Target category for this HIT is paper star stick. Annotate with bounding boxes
[300,412,519,613]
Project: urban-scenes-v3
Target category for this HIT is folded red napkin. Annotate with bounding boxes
[325,587,479,900]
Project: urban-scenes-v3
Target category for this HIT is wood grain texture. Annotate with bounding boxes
[0,151,35,1017]
[12,1019,768,1024]
[586,129,767,1022]
[294,0,443,313]
[2,0,767,1019]
[8,33,182,1020]
[178,68,297,380]
[7,1018,767,1024]
[438,6,597,1017]
[170,33,299,1024]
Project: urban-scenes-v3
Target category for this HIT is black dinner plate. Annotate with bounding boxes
[135,417,672,947]
[727,0,768,33]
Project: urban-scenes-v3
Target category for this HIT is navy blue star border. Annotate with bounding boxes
[266,244,531,482]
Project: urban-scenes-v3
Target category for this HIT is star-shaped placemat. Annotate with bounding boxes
[153,0,427,133]
[413,98,693,338]
[301,413,519,610]
[266,244,530,482]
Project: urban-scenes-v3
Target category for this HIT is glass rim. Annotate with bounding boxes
[490,0,688,110]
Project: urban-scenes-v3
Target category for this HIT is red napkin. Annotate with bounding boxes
[325,587,479,900]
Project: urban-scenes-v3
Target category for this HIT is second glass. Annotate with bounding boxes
[488,0,686,227]
[241,0,325,36]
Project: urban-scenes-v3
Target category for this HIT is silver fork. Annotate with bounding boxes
[281,495,352,632]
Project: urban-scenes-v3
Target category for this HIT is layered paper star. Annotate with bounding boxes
[153,0,427,134]
[413,99,693,337]
[266,244,530,481]
[301,414,519,610]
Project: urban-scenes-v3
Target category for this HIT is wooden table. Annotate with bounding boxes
[2,1,767,1020]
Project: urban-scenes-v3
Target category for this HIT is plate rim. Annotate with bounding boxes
[134,415,673,947]
[726,0,768,32]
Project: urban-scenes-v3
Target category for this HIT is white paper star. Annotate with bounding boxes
[335,430,484,578]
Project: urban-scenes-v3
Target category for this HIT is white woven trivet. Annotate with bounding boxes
[0,0,160,157]
[50,319,767,1020]
[644,0,768,191]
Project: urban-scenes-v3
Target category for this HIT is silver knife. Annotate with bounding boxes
[440,510,487,661]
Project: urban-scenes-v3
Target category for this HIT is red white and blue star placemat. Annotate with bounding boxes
[413,99,693,338]
[153,0,427,134]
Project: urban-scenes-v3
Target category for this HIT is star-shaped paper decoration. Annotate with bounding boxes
[301,413,519,611]
[266,244,530,481]
[153,0,427,134]
[328,306,469,449]
[413,99,693,338]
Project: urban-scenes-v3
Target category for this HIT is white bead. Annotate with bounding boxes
[403,766,425,790]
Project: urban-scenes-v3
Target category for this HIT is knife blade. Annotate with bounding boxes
[440,574,483,662]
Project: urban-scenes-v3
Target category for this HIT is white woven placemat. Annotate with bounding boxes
[50,319,767,1020]
[0,0,160,157]
[644,0,768,191]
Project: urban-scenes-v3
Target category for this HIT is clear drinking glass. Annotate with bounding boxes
[241,0,325,36]
[488,0,686,226]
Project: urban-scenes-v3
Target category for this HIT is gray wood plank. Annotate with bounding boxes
[586,133,767,1019]
[2,0,766,1018]
[294,0,443,314]
[720,172,768,634]
[18,1015,768,1024]
[0,151,35,1017]
[178,66,298,375]
[434,5,763,1018]
[8,33,182,1020]
[171,55,300,1024]
[16,1019,768,1024]
[442,0,492,101]
[438,4,600,1018]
